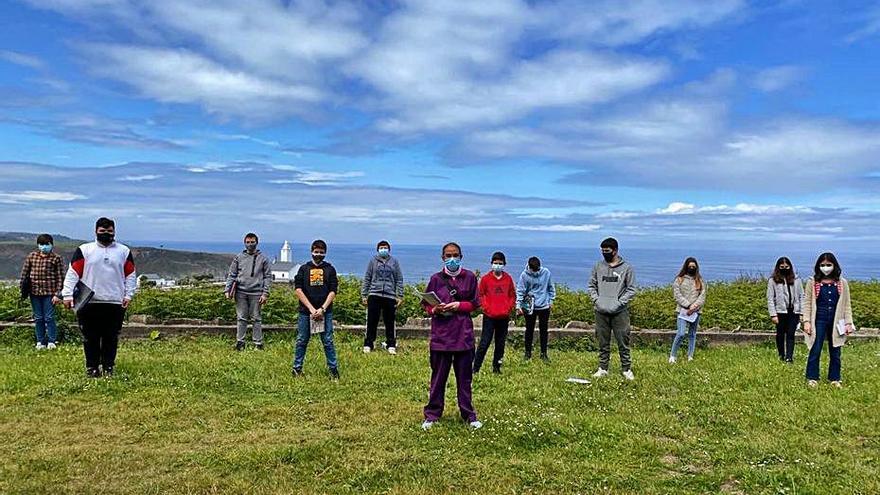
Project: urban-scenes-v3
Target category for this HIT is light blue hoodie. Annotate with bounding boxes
[516,266,556,311]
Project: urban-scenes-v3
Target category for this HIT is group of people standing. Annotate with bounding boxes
[18,220,858,430]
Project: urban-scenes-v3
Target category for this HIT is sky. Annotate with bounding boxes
[0,0,879,248]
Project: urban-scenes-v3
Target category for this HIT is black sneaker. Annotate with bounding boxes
[86,367,101,378]
[492,365,502,374]
[524,352,532,361]
[329,368,340,380]
[103,366,114,377]
[292,368,304,377]
[541,353,551,363]
[235,341,245,352]
[254,343,264,350]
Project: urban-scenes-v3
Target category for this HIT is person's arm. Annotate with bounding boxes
[507,276,517,312]
[843,279,854,331]
[455,275,479,314]
[61,247,84,308]
[422,277,439,315]
[695,282,707,309]
[766,279,777,317]
[19,255,31,296]
[394,259,405,301]
[515,273,526,308]
[547,274,556,306]
[673,278,689,309]
[478,276,488,305]
[802,280,813,333]
[587,265,599,303]
[293,265,315,312]
[361,260,373,299]
[795,280,805,313]
[619,267,636,306]
[322,267,339,310]
[123,251,137,307]
[224,256,239,294]
[53,255,65,300]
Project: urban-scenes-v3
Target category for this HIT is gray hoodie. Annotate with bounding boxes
[361,255,404,300]
[588,258,636,315]
[224,250,271,296]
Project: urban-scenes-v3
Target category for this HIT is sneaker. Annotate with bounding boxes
[622,370,635,381]
[807,379,818,388]
[381,342,388,350]
[785,358,794,364]
[103,366,114,377]
[540,353,551,363]
[329,368,340,380]
[86,367,101,378]
[492,365,502,374]
[387,346,397,355]
[235,341,245,352]
[831,381,843,388]
[292,368,304,377]
[421,420,435,431]
[592,368,609,378]
[668,356,676,364]
[687,356,693,362]
[254,343,264,350]
[35,343,46,350]
[524,352,532,361]
[47,342,57,350]
[469,420,483,430]
[362,346,372,353]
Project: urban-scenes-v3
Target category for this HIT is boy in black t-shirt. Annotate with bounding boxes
[292,240,340,379]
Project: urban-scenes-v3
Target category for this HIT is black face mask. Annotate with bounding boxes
[687,267,697,275]
[779,267,791,274]
[602,252,615,262]
[96,233,115,245]
[312,255,325,264]
[245,244,257,253]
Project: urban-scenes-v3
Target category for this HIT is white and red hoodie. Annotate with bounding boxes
[62,241,137,304]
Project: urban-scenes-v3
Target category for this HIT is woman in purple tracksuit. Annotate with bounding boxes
[421,242,482,431]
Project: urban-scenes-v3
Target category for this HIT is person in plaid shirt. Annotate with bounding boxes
[19,234,64,349]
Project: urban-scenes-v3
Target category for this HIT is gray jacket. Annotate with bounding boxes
[766,277,804,316]
[225,250,271,296]
[588,258,636,314]
[361,255,404,300]
[673,275,707,313]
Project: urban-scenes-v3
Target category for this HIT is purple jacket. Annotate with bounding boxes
[423,269,480,352]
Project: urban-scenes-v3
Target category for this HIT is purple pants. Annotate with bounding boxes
[424,349,477,422]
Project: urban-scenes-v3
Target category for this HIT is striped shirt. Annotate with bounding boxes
[20,251,65,297]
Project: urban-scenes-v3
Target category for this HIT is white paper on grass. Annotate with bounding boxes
[565,377,591,385]
[677,309,699,323]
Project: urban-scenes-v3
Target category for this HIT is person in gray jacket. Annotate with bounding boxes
[766,256,804,363]
[588,237,637,380]
[669,257,707,363]
[225,233,271,351]
[361,240,404,354]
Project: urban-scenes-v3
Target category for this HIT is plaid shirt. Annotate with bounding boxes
[20,251,65,297]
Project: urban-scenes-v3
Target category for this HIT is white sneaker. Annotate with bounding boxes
[469,420,483,430]
[831,381,843,389]
[381,342,388,350]
[47,342,57,350]
[35,343,46,350]
[592,368,609,378]
[421,420,435,431]
[807,379,818,388]
[362,346,371,353]
[687,356,693,362]
[387,346,397,355]
[668,356,676,364]
[622,370,635,381]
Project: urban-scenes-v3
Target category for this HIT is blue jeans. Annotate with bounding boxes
[671,314,699,359]
[30,295,57,345]
[806,318,841,381]
[293,311,338,371]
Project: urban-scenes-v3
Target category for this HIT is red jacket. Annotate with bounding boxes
[479,272,516,319]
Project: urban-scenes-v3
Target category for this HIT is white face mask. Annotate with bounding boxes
[820,265,834,276]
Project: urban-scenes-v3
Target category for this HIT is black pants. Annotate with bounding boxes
[364,295,397,349]
[775,311,798,361]
[78,303,124,370]
[524,308,550,357]
[474,317,509,372]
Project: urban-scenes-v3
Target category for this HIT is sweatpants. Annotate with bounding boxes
[474,317,509,372]
[235,292,263,344]
[595,308,632,372]
[364,295,397,349]
[424,349,477,422]
[78,303,125,370]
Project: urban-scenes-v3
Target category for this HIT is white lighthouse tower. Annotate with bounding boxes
[280,240,292,262]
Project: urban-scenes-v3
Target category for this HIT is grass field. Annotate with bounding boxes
[1,330,878,494]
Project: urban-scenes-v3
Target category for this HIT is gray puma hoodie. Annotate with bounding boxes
[588,258,636,314]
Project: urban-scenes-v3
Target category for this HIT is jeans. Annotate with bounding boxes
[775,312,798,361]
[364,295,397,349]
[30,295,57,345]
[524,308,550,357]
[670,314,700,359]
[235,293,263,344]
[595,308,632,372]
[293,311,338,371]
[473,317,509,372]
[806,317,841,381]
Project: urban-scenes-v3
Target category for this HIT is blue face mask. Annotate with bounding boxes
[378,248,390,258]
[38,244,53,254]
[444,257,461,271]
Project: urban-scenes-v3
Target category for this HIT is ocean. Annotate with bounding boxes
[131,241,879,288]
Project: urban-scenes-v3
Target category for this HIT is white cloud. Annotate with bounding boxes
[0,50,46,70]
[845,5,880,43]
[752,65,806,92]
[118,174,162,182]
[0,190,86,204]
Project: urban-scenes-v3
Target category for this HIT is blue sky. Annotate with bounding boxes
[0,0,879,247]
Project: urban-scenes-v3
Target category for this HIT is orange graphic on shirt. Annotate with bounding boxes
[309,268,324,286]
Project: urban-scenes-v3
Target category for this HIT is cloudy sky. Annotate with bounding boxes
[0,0,879,247]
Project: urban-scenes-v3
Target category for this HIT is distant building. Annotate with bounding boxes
[271,240,298,281]
[139,273,176,288]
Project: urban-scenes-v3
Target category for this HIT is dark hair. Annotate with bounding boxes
[377,240,391,250]
[772,256,796,285]
[36,234,54,245]
[95,217,115,230]
[441,242,462,256]
[491,251,506,264]
[527,256,541,271]
[813,252,842,281]
[244,232,259,242]
[676,257,703,291]
[311,239,327,252]
[600,237,618,251]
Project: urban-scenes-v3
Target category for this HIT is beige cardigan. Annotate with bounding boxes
[802,277,854,348]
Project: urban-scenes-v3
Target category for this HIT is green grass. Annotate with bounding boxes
[1,329,878,494]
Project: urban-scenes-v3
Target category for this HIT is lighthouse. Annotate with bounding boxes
[280,240,292,262]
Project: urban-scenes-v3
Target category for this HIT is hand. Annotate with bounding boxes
[396,298,403,308]
[771,316,779,324]
[845,323,854,335]
[689,303,699,311]
[311,307,325,320]
[122,298,131,309]
[445,301,461,312]
[432,305,446,315]
[259,294,268,305]
[51,296,61,305]
[516,308,524,316]
[63,299,74,310]
[802,322,812,335]
[225,291,232,299]
[361,297,368,306]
